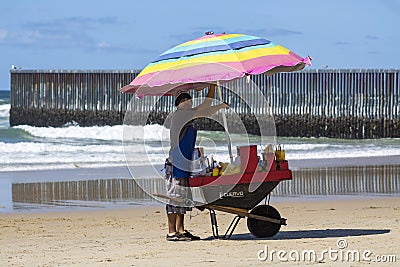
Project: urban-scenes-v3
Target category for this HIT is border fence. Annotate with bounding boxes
[10,69,400,138]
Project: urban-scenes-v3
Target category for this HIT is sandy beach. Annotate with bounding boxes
[1,196,399,266]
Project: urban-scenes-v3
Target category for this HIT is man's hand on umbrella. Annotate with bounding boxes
[219,102,230,109]
[195,101,229,117]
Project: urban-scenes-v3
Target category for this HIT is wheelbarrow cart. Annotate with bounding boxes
[189,158,292,239]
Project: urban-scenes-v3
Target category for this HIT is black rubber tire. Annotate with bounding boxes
[247,205,281,237]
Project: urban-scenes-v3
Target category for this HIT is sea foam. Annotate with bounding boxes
[15,124,170,142]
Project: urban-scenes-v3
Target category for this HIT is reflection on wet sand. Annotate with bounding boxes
[6,165,400,212]
[277,165,400,195]
[11,178,159,209]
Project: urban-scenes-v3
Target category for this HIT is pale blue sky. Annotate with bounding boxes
[1,0,399,90]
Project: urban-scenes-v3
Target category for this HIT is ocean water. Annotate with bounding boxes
[1,90,400,172]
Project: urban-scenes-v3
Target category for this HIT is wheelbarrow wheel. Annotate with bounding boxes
[247,205,281,238]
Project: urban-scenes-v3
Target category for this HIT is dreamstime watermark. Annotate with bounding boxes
[257,238,397,263]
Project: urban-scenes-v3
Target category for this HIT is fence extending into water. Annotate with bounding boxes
[10,69,400,138]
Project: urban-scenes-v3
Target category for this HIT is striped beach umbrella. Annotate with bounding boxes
[121,32,311,96]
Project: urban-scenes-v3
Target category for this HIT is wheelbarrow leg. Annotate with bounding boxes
[223,215,242,240]
[208,208,243,240]
[209,209,219,239]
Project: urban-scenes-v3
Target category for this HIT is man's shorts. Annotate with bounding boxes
[165,160,193,214]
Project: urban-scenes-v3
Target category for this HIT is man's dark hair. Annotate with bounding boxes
[175,92,192,107]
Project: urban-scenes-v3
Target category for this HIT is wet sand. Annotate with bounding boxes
[1,164,399,213]
[0,197,399,266]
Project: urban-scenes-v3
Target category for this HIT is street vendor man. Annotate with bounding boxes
[165,84,229,241]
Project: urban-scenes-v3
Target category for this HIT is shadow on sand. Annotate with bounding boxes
[204,228,390,241]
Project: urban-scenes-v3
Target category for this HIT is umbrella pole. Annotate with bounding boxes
[216,81,233,163]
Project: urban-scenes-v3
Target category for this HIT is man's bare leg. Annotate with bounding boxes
[167,213,177,234]
[176,213,185,233]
